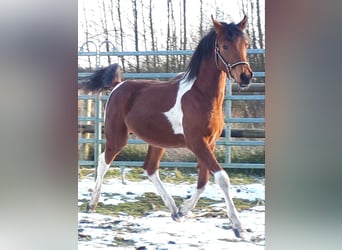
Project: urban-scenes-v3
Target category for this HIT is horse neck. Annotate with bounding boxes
[195,55,227,105]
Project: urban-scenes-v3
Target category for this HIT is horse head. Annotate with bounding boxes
[212,15,253,88]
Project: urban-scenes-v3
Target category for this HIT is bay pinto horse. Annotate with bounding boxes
[82,16,253,238]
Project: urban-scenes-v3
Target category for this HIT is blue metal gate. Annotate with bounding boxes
[78,41,265,169]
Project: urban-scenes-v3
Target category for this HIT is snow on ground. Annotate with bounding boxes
[78,176,265,249]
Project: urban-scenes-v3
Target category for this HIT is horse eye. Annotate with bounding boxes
[222,44,228,50]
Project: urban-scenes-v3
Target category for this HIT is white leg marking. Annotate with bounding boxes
[179,186,205,216]
[147,170,178,216]
[88,152,110,211]
[214,170,242,230]
[163,75,196,134]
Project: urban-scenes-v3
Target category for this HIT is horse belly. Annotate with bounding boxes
[126,112,186,148]
[138,133,186,148]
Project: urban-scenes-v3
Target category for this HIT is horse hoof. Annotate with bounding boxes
[86,203,96,213]
[232,228,241,238]
[171,212,184,222]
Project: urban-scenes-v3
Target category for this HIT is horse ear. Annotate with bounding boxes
[211,15,223,33]
[238,15,248,30]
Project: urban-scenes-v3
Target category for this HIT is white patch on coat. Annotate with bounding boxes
[163,75,196,134]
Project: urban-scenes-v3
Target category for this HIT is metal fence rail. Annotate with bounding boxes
[78,45,265,169]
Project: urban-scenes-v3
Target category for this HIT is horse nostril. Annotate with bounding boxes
[240,73,251,85]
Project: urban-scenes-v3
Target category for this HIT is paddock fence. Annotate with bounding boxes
[78,41,265,170]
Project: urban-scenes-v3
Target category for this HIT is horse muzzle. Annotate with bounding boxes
[239,71,253,88]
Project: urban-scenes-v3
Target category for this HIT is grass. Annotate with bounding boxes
[79,167,259,185]
[82,144,265,166]
[78,192,258,217]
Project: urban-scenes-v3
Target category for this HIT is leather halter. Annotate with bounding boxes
[214,39,250,80]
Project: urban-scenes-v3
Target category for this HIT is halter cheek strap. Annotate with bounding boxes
[214,40,250,80]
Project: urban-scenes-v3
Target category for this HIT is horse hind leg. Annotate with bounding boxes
[87,152,111,212]
[144,145,180,220]
[178,164,209,217]
[177,144,215,217]
[87,126,128,212]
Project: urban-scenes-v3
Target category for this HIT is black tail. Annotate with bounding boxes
[80,63,122,93]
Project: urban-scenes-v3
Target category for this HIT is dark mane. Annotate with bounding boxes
[184,21,244,81]
[184,29,216,81]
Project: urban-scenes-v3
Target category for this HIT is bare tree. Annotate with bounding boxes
[239,0,250,40]
[81,2,92,69]
[250,1,257,49]
[166,0,178,71]
[99,0,111,65]
[115,0,126,71]
[256,0,264,49]
[166,0,171,72]
[149,0,157,68]
[109,0,119,51]
[132,0,140,72]
[199,0,203,38]
[182,0,187,67]
[139,0,150,71]
[239,0,265,49]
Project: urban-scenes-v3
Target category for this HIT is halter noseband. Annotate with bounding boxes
[214,39,250,80]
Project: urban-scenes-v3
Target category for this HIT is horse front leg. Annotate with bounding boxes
[188,140,243,238]
[214,169,243,237]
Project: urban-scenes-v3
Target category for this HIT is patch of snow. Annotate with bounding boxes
[78,177,264,204]
[78,176,265,249]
